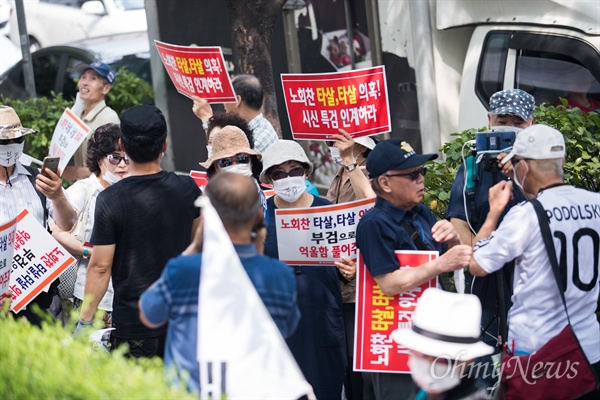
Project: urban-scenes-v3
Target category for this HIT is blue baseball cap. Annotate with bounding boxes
[367,138,438,178]
[75,61,115,84]
[489,89,535,121]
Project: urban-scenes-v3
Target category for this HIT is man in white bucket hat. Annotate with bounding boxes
[392,288,494,398]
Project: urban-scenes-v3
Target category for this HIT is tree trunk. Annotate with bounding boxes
[228,0,284,136]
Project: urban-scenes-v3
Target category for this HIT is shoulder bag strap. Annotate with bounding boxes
[531,198,571,325]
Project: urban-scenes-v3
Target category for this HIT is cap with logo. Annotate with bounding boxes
[366,138,438,178]
[502,124,565,164]
[75,61,115,84]
[489,89,535,122]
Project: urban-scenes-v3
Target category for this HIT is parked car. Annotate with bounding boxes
[8,0,146,50]
[0,31,150,100]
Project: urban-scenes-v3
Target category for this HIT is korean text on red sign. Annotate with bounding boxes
[275,197,375,265]
[281,66,391,140]
[9,209,76,313]
[155,41,236,102]
[354,250,439,373]
[49,108,91,175]
[0,217,17,301]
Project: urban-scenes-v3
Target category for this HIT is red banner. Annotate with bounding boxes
[354,250,438,373]
[155,41,236,102]
[190,170,209,190]
[281,66,391,140]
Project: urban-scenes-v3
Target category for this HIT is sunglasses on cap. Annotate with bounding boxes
[384,167,427,181]
[270,166,305,181]
[217,154,250,169]
[0,137,26,146]
[107,154,130,165]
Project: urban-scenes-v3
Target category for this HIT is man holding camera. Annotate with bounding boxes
[446,88,536,388]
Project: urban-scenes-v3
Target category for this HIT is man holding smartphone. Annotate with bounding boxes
[0,106,77,325]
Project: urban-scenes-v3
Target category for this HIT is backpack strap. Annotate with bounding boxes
[22,164,48,227]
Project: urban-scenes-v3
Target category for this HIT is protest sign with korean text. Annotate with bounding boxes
[0,218,17,301]
[354,250,439,373]
[9,209,76,313]
[190,170,209,190]
[281,66,391,140]
[155,41,236,102]
[275,197,375,265]
[49,108,91,174]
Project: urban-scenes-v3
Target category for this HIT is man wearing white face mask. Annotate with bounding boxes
[0,106,77,325]
[391,288,494,399]
[445,90,536,384]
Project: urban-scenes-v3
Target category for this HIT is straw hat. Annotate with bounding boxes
[199,125,261,169]
[0,106,37,140]
[391,288,494,361]
[259,139,313,184]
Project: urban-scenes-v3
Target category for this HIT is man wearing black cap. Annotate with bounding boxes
[356,138,472,400]
[76,105,201,358]
[64,62,120,181]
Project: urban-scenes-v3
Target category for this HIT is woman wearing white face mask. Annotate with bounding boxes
[391,288,494,399]
[50,123,130,322]
[260,140,347,400]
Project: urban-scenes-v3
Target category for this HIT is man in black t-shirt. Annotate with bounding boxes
[76,106,201,358]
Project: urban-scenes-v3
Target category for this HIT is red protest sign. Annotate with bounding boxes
[281,66,391,140]
[190,170,209,190]
[354,250,438,373]
[155,40,236,102]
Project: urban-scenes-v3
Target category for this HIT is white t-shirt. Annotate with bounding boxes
[67,174,114,311]
[473,185,600,363]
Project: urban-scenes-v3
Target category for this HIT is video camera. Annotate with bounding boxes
[475,130,517,172]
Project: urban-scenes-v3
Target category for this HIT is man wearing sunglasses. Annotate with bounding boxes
[0,106,77,325]
[356,138,472,400]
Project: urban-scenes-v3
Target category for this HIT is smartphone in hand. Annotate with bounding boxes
[41,156,60,177]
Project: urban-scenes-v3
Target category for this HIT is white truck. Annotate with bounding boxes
[377,0,600,153]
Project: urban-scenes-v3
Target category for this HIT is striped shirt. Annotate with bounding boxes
[0,163,53,226]
[247,113,279,154]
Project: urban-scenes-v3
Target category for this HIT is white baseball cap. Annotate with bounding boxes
[391,288,494,361]
[502,124,565,164]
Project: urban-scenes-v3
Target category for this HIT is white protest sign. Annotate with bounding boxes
[49,108,91,175]
[9,209,76,313]
[0,218,17,301]
[275,197,375,265]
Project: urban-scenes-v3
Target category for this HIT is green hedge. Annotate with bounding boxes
[0,313,194,399]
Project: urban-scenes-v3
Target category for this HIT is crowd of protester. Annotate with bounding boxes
[1,64,599,400]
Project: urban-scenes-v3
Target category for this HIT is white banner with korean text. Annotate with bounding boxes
[275,197,375,265]
[49,108,92,175]
[0,217,17,301]
[9,209,76,313]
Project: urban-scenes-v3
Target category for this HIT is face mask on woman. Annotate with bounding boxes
[408,355,461,394]
[103,170,123,185]
[0,142,24,167]
[273,175,306,203]
[221,163,253,177]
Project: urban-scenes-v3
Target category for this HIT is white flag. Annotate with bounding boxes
[197,197,315,400]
